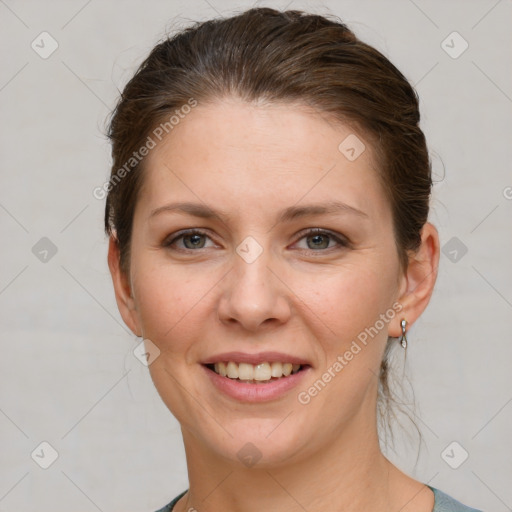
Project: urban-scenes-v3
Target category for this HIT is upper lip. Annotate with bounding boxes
[201,351,311,366]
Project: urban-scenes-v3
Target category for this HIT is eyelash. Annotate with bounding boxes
[163,228,350,254]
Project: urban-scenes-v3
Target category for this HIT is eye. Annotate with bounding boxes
[163,228,349,253]
[163,229,215,250]
[294,228,349,252]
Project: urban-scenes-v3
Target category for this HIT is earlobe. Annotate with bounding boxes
[389,222,440,338]
[107,235,142,336]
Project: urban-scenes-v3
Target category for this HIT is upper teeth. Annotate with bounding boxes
[213,361,301,380]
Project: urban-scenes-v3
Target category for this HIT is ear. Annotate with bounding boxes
[388,222,440,338]
[107,235,142,337]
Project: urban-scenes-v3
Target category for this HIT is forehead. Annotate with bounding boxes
[137,98,389,223]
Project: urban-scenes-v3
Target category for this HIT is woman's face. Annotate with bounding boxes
[120,98,408,467]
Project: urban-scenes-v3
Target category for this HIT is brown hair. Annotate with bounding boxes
[104,7,431,439]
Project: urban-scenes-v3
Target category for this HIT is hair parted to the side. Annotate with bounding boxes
[104,7,432,447]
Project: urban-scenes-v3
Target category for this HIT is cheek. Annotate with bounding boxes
[131,258,213,353]
[297,262,395,342]
[294,267,394,410]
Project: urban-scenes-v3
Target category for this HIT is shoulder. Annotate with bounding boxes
[154,489,188,512]
[156,487,484,512]
[429,486,484,512]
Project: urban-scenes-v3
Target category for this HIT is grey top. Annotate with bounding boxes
[155,485,483,511]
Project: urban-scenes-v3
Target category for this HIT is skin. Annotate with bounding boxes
[108,98,440,512]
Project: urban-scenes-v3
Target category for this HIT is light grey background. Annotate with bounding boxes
[1,0,511,510]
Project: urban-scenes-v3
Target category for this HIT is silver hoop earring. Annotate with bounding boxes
[399,319,408,349]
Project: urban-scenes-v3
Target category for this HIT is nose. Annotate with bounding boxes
[217,248,292,332]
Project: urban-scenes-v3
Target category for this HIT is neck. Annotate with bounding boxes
[177,420,398,512]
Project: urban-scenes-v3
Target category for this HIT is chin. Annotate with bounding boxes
[200,420,312,469]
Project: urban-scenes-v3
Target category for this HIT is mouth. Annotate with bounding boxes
[203,361,310,384]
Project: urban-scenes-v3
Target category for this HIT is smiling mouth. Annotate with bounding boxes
[204,362,308,384]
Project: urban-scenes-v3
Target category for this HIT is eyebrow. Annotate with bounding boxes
[149,200,368,223]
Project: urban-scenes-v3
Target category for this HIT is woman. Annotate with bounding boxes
[105,7,483,512]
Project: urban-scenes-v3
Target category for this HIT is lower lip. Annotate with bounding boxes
[202,364,311,403]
